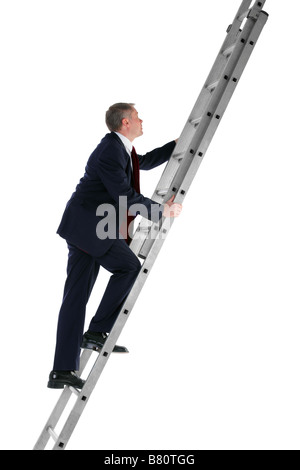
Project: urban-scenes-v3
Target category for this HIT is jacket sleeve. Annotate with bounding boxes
[96,144,164,222]
[138,141,176,170]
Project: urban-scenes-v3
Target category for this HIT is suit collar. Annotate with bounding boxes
[109,131,127,150]
[109,131,123,145]
[107,132,132,173]
[114,132,132,155]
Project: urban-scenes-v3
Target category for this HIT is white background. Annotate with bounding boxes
[1,0,299,451]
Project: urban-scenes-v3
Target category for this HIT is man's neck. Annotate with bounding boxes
[116,130,135,143]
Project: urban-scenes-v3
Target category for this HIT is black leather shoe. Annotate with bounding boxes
[47,370,85,390]
[81,331,129,353]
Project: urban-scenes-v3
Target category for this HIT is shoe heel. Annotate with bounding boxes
[81,341,101,352]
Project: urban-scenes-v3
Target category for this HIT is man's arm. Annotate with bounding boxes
[96,141,182,222]
[138,140,176,170]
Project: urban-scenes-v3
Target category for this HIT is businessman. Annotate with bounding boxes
[48,103,182,390]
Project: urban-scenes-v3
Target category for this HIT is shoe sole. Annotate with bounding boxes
[47,381,85,390]
[81,340,129,353]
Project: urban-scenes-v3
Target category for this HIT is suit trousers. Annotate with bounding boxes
[53,239,141,371]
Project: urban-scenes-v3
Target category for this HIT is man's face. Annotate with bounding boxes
[128,108,143,140]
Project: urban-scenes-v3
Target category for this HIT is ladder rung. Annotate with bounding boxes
[189,117,202,126]
[69,386,81,397]
[137,225,150,233]
[206,80,220,92]
[47,426,58,443]
[222,43,236,57]
[173,151,185,159]
[156,188,168,197]
[238,9,250,21]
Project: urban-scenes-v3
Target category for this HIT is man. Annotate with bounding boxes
[48,103,182,390]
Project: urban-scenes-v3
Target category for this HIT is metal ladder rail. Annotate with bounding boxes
[158,6,269,211]
[48,214,179,450]
[33,0,268,451]
[33,349,92,450]
[168,11,269,214]
[130,0,267,256]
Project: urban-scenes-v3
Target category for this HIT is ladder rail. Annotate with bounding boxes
[172,12,269,197]
[137,10,268,259]
[51,234,170,449]
[172,1,265,146]
[33,349,92,450]
[168,11,268,215]
[130,1,267,258]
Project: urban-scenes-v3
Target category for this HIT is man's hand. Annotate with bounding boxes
[163,195,183,218]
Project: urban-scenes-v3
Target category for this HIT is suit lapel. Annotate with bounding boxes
[109,132,133,182]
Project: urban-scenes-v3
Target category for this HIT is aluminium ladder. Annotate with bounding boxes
[34,0,269,450]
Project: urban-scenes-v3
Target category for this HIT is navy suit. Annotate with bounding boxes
[53,133,176,370]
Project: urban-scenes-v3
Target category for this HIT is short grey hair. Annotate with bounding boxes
[105,103,135,132]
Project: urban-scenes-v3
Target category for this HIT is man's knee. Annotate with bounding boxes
[129,255,141,276]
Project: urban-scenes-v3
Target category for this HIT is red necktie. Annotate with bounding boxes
[131,146,140,193]
[120,146,140,244]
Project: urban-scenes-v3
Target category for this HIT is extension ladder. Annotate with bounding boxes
[34,0,269,450]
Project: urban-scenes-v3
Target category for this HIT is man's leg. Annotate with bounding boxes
[87,238,141,334]
[52,243,100,372]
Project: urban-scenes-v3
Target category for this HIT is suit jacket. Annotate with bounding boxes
[57,132,176,256]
